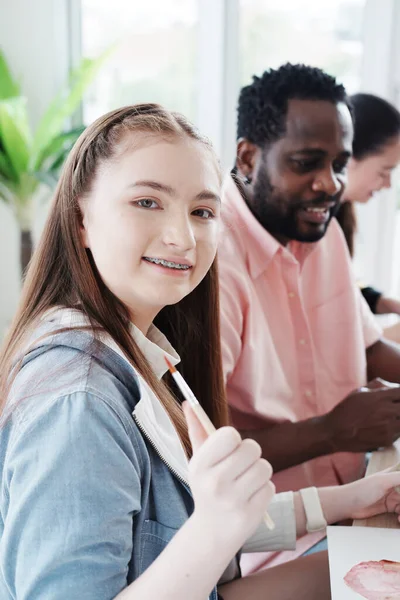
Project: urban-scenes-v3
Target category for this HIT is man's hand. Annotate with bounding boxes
[325,378,400,452]
[242,379,400,471]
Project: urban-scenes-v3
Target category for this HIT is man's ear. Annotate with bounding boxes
[235,139,259,182]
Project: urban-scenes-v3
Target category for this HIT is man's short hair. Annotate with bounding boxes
[237,63,350,146]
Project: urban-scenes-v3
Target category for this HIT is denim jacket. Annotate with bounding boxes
[0,314,295,599]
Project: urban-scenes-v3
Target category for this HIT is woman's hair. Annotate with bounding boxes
[351,93,400,160]
[336,201,357,257]
[0,104,229,455]
[337,94,400,256]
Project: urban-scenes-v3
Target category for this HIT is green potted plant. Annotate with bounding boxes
[0,49,107,276]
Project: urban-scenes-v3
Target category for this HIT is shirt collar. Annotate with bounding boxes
[222,174,317,278]
[42,307,180,380]
[129,323,180,379]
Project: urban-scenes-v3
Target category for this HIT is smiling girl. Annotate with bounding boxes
[1,104,400,600]
[336,93,400,323]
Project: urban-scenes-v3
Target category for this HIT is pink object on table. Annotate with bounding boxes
[344,560,400,599]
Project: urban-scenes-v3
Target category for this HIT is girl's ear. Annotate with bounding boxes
[78,201,90,249]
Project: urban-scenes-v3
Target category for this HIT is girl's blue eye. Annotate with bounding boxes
[192,208,214,219]
[136,199,159,209]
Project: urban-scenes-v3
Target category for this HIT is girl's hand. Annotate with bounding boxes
[183,401,275,550]
[343,469,400,521]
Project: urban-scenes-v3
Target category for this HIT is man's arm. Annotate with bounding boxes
[242,383,400,472]
[367,339,400,383]
[246,337,400,472]
[240,417,333,472]
[376,295,400,316]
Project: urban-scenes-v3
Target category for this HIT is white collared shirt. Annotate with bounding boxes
[42,307,190,483]
[42,307,296,555]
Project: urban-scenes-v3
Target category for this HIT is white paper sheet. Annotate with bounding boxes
[327,526,400,599]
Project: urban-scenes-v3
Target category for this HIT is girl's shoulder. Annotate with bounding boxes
[7,325,143,449]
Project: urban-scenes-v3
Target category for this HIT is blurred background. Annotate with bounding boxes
[1,0,400,336]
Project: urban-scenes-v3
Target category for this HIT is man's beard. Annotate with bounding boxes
[250,163,340,243]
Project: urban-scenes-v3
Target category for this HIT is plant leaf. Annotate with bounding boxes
[0,50,20,100]
[0,98,30,177]
[0,96,31,142]
[18,172,39,200]
[31,49,111,165]
[35,125,85,171]
[0,148,18,182]
[0,175,16,204]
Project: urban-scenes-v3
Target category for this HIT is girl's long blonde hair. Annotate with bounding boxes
[0,104,229,455]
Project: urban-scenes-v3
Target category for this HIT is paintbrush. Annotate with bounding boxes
[164,356,275,530]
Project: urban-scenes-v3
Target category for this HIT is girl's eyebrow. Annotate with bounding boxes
[195,190,221,203]
[128,180,175,194]
[128,180,220,203]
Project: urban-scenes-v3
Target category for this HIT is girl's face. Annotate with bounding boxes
[345,135,400,203]
[80,135,221,333]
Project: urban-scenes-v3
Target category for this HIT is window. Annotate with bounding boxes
[240,0,366,93]
[81,0,198,125]
[78,0,400,301]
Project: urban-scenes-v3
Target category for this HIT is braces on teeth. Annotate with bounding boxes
[144,257,191,270]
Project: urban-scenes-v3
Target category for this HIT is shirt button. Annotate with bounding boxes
[288,292,295,298]
[299,338,306,345]
[304,390,312,397]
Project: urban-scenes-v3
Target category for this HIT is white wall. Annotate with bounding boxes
[0,0,70,336]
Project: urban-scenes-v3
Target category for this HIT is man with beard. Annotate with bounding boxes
[218,63,400,572]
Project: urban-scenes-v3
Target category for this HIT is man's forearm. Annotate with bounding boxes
[240,416,334,472]
[376,295,400,315]
[367,339,400,383]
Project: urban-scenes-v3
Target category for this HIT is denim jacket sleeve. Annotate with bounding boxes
[1,391,141,600]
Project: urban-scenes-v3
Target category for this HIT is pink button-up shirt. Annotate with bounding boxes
[219,175,382,571]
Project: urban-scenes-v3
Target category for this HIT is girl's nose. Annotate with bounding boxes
[162,214,196,252]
